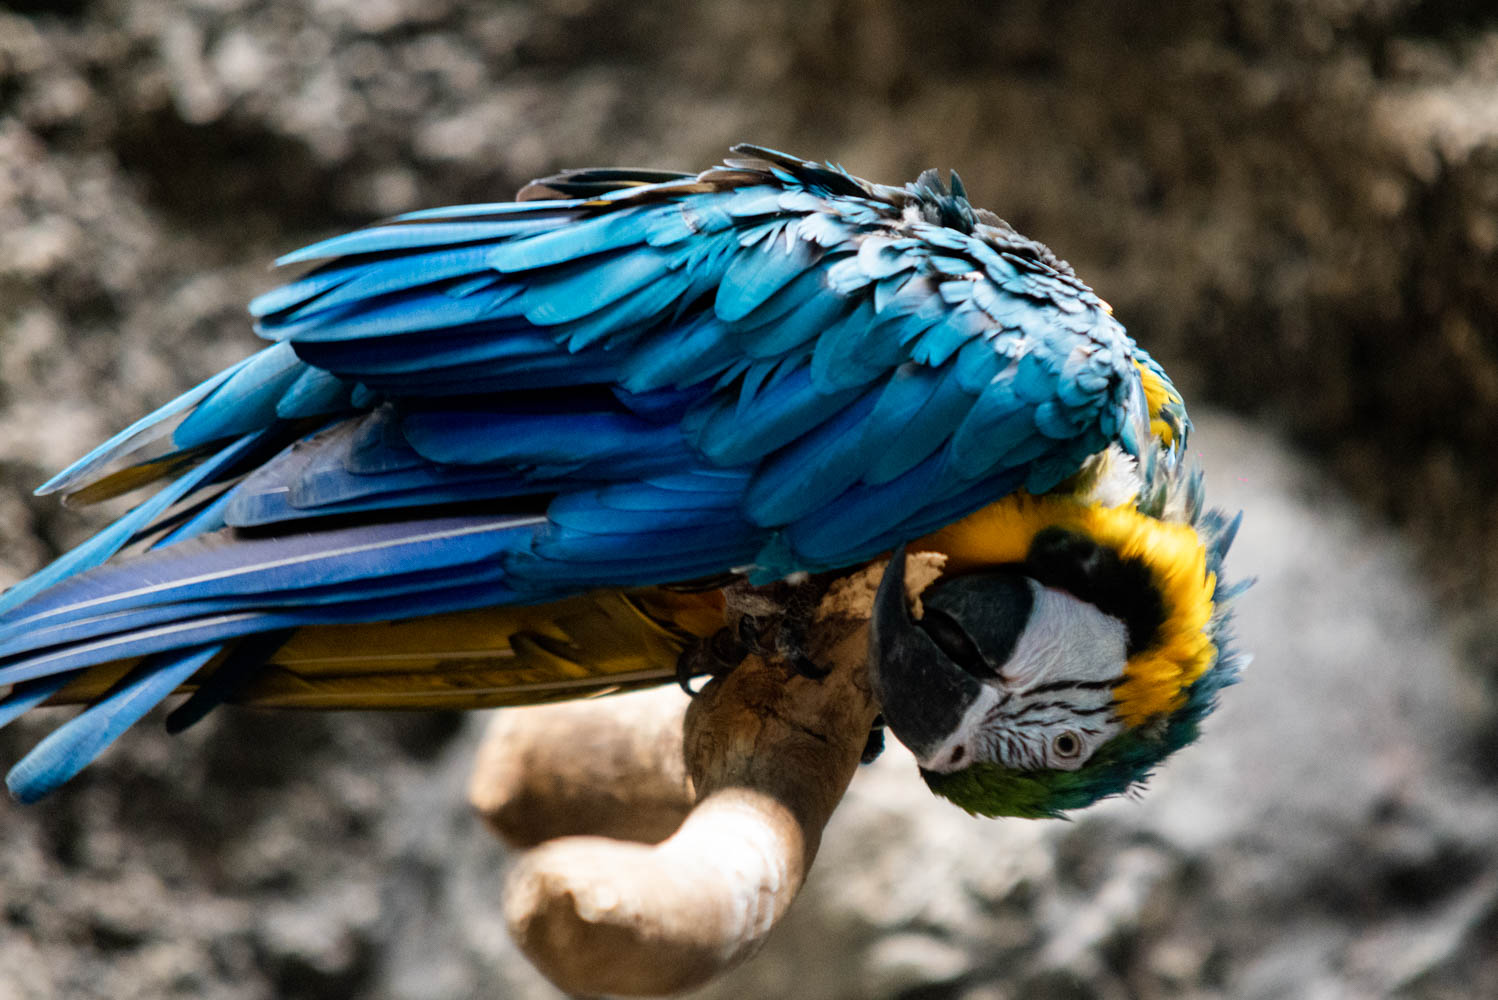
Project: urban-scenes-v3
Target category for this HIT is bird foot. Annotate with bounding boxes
[675,573,839,694]
[860,719,886,764]
[675,626,748,695]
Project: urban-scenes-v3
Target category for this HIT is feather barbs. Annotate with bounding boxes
[1133,357,1188,450]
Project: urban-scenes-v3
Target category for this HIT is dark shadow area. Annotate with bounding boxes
[113,109,358,242]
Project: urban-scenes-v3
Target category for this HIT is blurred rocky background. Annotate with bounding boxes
[2,1,1497,997]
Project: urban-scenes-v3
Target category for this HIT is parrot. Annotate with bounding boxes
[0,145,1245,817]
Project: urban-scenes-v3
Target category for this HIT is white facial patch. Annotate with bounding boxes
[1004,584,1128,689]
[917,582,1130,774]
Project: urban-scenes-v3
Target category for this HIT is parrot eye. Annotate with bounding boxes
[1051,731,1083,760]
[917,607,998,680]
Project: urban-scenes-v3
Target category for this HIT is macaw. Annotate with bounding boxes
[0,146,1245,816]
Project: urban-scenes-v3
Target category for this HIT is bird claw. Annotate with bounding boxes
[675,626,750,695]
[789,653,830,680]
[772,572,836,680]
[735,615,763,654]
[677,573,837,694]
[860,722,886,764]
[674,652,705,696]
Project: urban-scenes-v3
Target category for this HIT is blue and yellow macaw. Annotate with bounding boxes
[0,146,1244,816]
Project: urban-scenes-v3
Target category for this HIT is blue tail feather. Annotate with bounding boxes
[0,515,539,641]
[6,645,220,803]
[0,561,515,666]
[0,674,75,731]
[163,630,295,734]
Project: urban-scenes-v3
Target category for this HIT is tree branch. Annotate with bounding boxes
[469,556,944,996]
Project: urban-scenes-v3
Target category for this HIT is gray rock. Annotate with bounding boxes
[4,2,1498,998]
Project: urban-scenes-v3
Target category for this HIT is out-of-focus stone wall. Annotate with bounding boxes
[3,2,1497,998]
[6,0,1498,594]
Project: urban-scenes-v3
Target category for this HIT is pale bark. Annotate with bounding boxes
[468,559,942,997]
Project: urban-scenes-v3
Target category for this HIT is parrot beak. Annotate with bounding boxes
[868,546,983,764]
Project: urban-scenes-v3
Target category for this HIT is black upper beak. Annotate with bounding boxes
[868,546,983,762]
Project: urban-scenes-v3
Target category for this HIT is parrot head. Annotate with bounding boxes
[868,454,1245,819]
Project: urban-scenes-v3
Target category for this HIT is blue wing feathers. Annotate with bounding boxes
[728,270,850,358]
[174,344,308,449]
[715,236,821,322]
[552,264,699,351]
[809,300,901,391]
[234,479,518,527]
[401,408,690,470]
[620,313,742,392]
[1035,399,1091,439]
[683,362,864,466]
[723,186,785,219]
[225,431,348,525]
[0,563,516,667]
[865,363,974,485]
[0,575,530,693]
[263,284,527,343]
[0,432,270,618]
[585,474,748,514]
[276,365,355,420]
[516,539,759,588]
[284,245,502,319]
[486,205,672,272]
[271,218,565,268]
[952,333,1008,392]
[742,388,880,525]
[35,356,253,497]
[0,516,537,643]
[345,408,423,473]
[2,148,1157,797]
[784,451,955,563]
[262,467,510,523]
[545,496,747,536]
[249,265,362,319]
[911,305,986,367]
[520,247,679,326]
[297,327,562,377]
[163,630,294,734]
[152,486,241,549]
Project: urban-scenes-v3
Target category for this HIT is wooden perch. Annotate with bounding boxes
[469,557,943,997]
[468,687,696,849]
